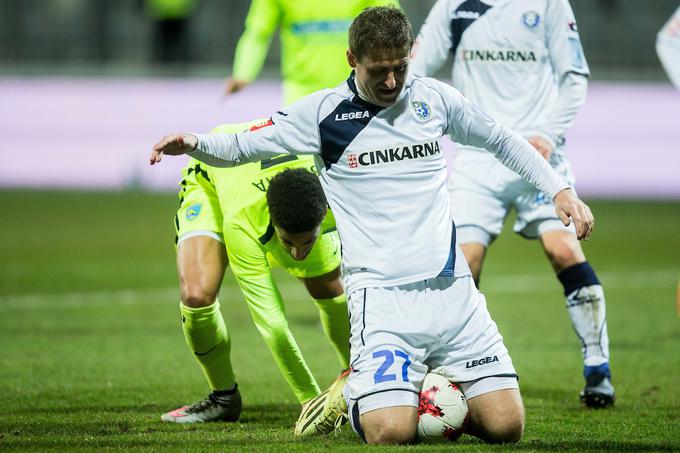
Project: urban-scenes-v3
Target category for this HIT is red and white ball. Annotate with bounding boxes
[417,372,469,441]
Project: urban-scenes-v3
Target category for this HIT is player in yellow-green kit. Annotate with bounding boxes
[161,120,350,423]
[224,0,400,105]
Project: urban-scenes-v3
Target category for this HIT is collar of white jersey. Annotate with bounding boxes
[345,71,413,111]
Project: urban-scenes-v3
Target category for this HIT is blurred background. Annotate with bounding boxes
[1,2,679,450]
[1,0,679,196]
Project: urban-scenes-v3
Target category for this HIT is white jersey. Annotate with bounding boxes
[410,0,589,154]
[190,73,568,294]
[657,6,680,91]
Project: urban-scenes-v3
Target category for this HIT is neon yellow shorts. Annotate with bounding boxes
[174,161,341,279]
[174,161,223,241]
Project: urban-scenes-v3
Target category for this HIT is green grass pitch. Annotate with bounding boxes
[1,190,678,452]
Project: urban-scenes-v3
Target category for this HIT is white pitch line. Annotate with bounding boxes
[0,269,677,310]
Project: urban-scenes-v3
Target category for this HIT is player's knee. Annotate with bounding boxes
[483,406,524,443]
[364,421,416,445]
[543,234,584,271]
[180,284,218,308]
[361,408,417,445]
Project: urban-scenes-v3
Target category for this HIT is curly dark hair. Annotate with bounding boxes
[266,168,327,233]
[348,6,414,61]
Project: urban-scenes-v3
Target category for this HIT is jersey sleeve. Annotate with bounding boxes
[223,223,285,312]
[321,208,337,234]
[191,91,325,167]
[439,80,569,199]
[409,0,452,77]
[534,72,588,148]
[231,0,280,83]
[656,6,680,90]
[545,0,589,77]
[223,223,322,403]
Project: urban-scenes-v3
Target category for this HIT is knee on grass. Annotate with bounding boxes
[474,405,524,444]
[361,407,418,445]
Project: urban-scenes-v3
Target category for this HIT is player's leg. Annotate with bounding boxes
[431,275,524,443]
[539,228,613,408]
[292,283,425,440]
[460,242,488,286]
[162,161,241,423]
[514,152,613,407]
[272,229,350,368]
[463,386,524,443]
[176,234,236,392]
[343,284,436,444]
[448,164,508,288]
[301,266,350,368]
[359,406,417,444]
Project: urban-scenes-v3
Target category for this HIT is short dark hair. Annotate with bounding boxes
[348,6,414,61]
[266,168,327,233]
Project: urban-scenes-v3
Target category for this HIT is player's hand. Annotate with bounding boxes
[223,78,249,96]
[149,133,197,165]
[528,136,554,161]
[553,188,594,240]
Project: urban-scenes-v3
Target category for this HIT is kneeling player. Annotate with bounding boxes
[161,121,350,423]
[297,271,524,444]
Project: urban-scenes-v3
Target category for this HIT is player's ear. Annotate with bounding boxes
[347,50,358,68]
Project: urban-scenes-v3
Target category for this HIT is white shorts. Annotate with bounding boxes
[344,275,517,416]
[449,150,576,246]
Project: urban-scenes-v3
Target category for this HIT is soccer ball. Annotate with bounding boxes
[417,372,469,441]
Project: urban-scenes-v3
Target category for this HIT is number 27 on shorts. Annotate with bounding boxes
[373,349,411,384]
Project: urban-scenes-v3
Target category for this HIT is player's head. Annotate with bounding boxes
[347,6,413,107]
[267,168,327,261]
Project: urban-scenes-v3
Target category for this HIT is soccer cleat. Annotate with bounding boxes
[580,364,615,408]
[294,368,350,437]
[161,388,242,423]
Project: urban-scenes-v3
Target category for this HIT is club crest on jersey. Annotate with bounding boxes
[522,11,540,29]
[411,101,431,120]
[186,203,202,221]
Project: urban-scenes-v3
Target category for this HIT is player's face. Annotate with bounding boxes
[348,47,409,107]
[275,225,321,261]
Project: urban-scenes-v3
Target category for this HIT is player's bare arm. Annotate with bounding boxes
[149,133,198,165]
[552,188,594,241]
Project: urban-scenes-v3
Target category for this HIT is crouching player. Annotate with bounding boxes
[161,121,350,423]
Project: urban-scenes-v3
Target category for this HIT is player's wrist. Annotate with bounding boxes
[186,134,199,153]
[552,187,574,202]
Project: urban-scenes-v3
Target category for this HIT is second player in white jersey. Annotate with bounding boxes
[657,6,680,91]
[410,0,615,409]
[411,0,589,159]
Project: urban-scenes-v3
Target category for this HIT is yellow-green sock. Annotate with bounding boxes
[180,300,236,391]
[314,294,351,368]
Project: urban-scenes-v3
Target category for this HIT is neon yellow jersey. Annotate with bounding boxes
[232,0,401,105]
[182,122,337,283]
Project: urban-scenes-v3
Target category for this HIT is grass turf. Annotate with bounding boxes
[0,190,678,451]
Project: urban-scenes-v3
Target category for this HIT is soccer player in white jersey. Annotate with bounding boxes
[409,0,614,408]
[657,6,680,90]
[150,6,595,444]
